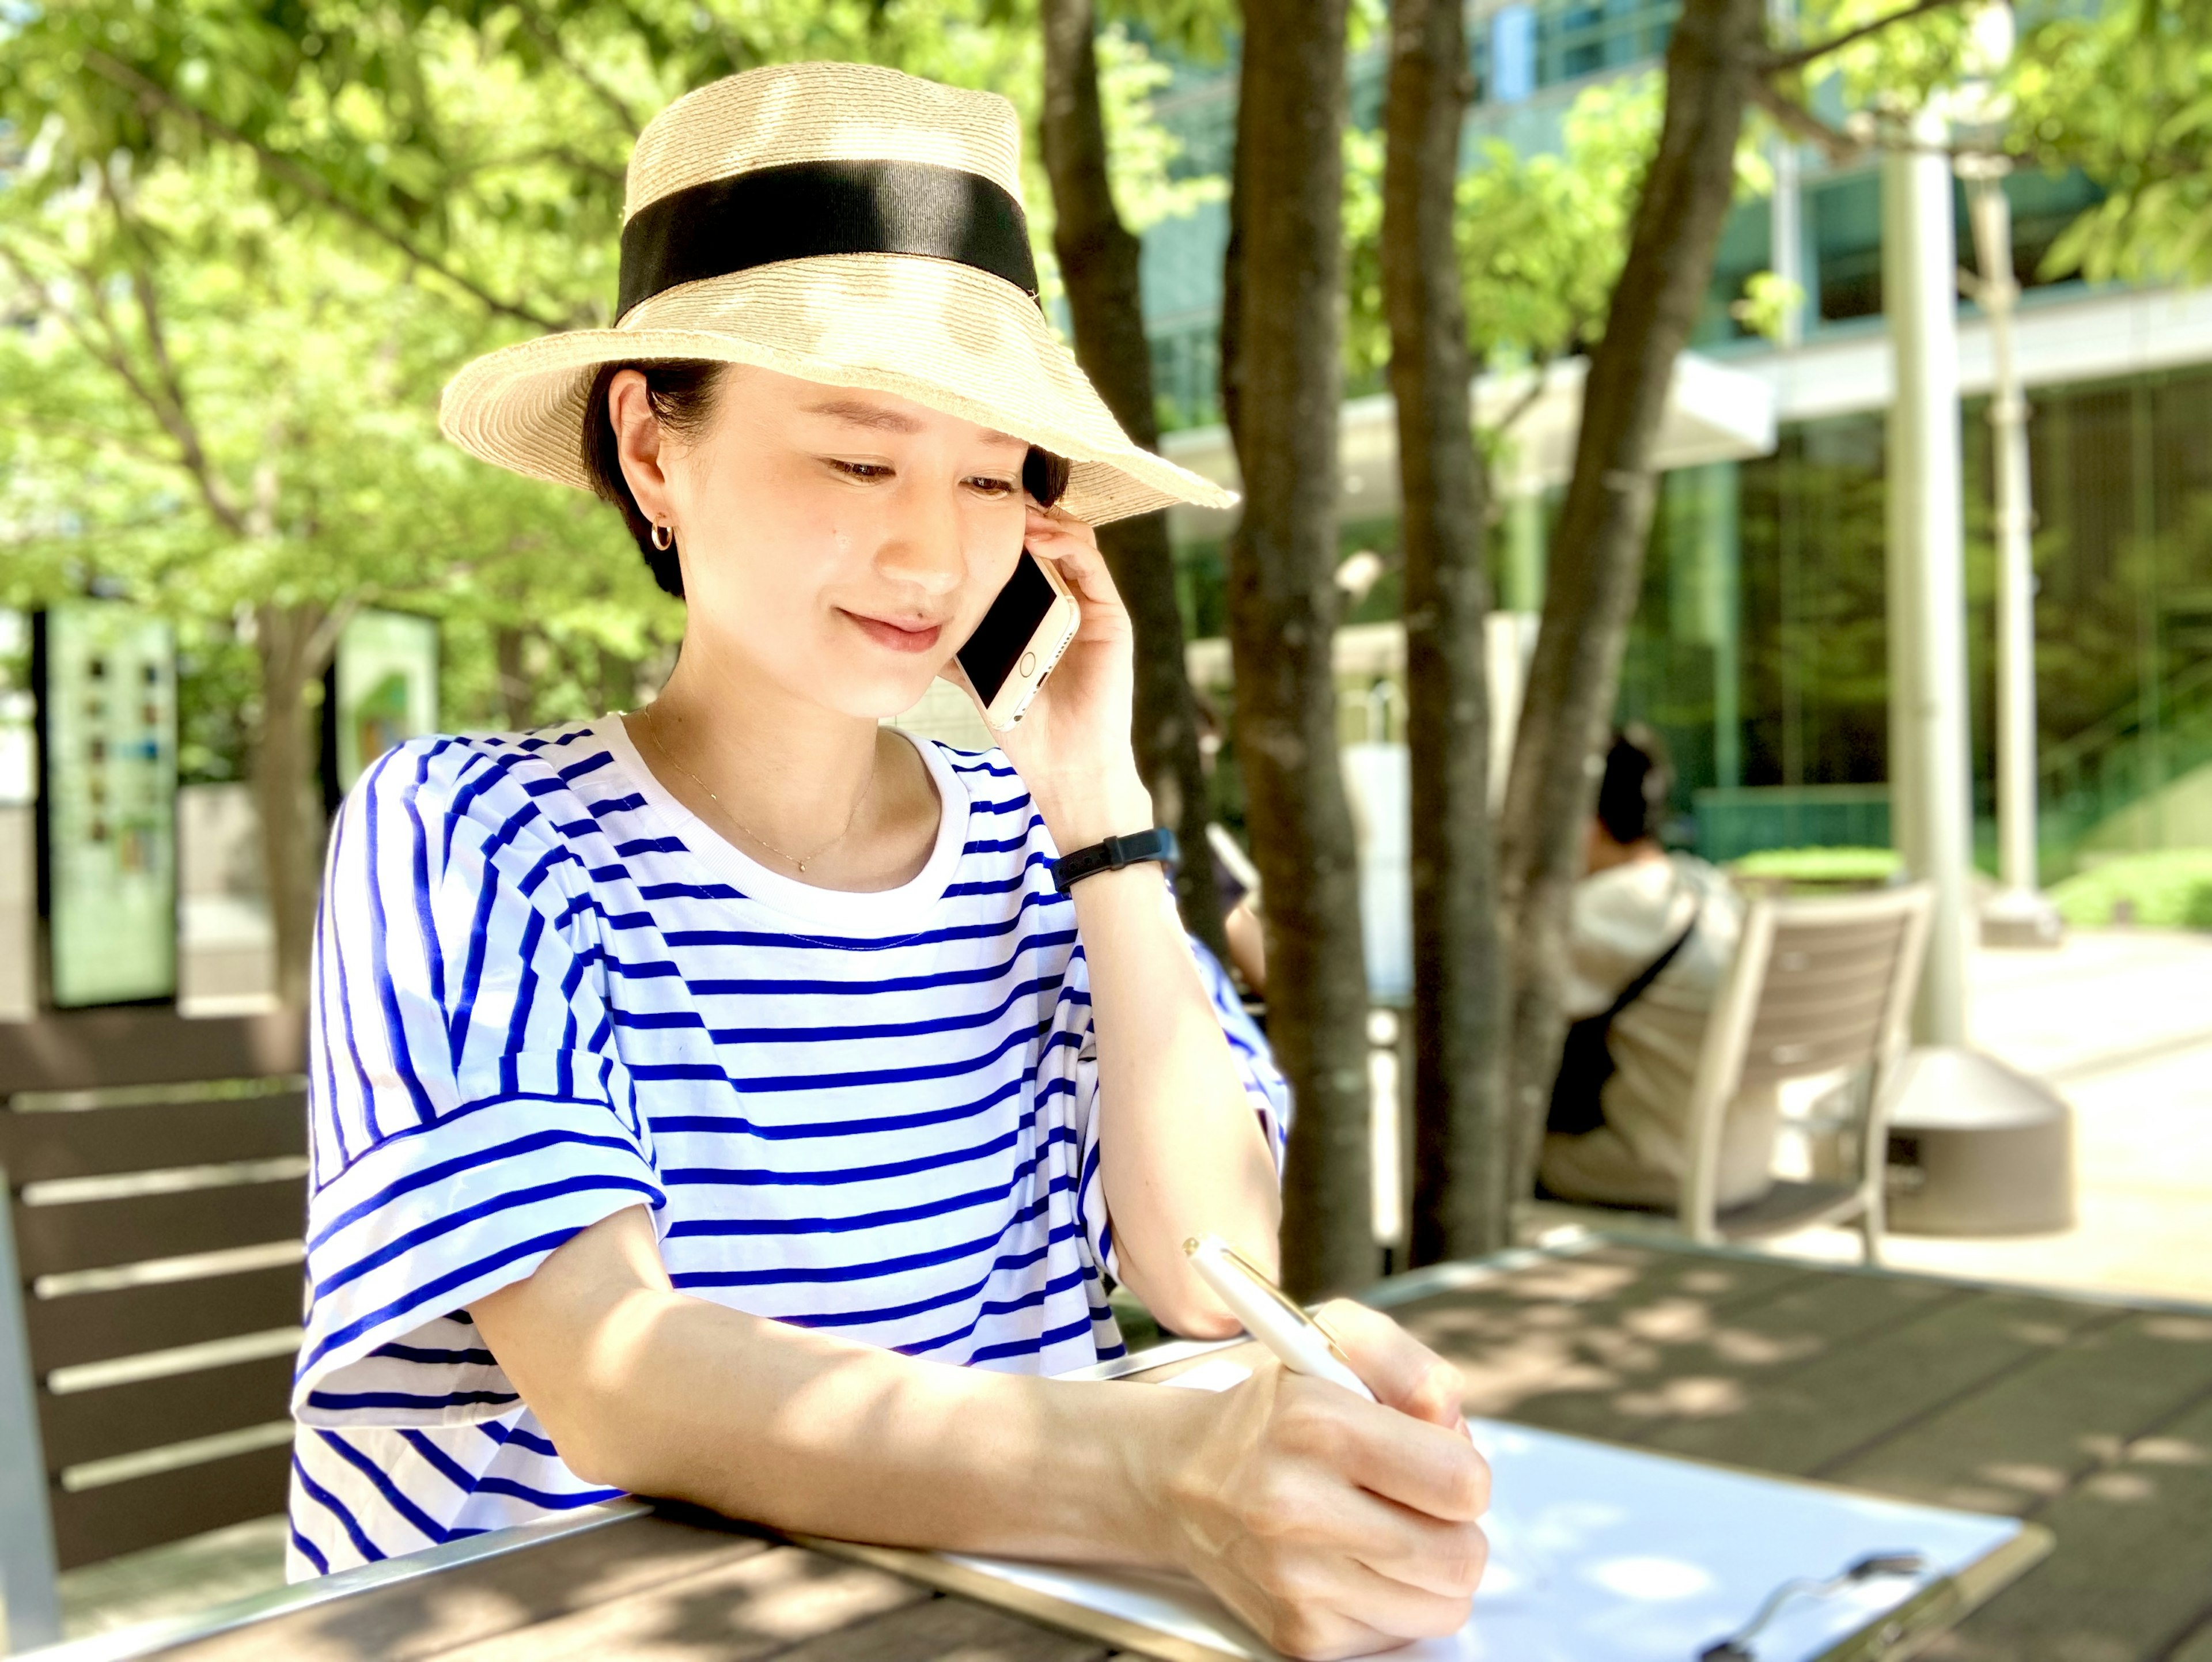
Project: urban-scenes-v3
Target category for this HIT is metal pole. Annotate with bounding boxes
[1883,106,1975,1046]
[1964,160,2063,945]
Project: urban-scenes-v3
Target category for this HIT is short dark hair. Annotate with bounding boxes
[581,361,725,599]
[579,361,1073,601]
[1596,723,1674,846]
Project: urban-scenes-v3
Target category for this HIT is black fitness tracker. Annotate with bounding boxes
[1053,828,1181,894]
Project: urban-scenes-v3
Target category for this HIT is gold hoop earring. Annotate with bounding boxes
[651,522,673,552]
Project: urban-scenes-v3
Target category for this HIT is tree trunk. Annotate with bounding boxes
[1497,0,1765,1201]
[1223,0,1370,1297]
[1039,0,1227,965]
[253,600,330,1010]
[1382,0,1510,1262]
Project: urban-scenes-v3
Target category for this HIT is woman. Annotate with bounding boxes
[290,62,1488,1659]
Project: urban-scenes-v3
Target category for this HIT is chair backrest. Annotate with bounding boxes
[0,1009,306,1650]
[1678,884,1936,1238]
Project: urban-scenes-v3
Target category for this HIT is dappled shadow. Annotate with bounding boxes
[163,1515,767,1661]
[1384,1245,1825,1429]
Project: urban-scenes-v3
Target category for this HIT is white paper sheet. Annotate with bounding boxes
[944,1366,2022,1662]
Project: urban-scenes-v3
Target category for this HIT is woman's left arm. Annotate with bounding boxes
[988,505,1281,1337]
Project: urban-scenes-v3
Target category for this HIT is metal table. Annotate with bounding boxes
[30,1235,2212,1662]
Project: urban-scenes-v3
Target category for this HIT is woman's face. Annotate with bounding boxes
[629,364,1034,720]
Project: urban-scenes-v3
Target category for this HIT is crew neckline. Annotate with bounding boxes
[596,714,971,933]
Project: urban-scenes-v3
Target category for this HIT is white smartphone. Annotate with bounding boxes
[957,549,1080,732]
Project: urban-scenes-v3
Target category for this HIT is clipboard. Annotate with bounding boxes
[792,1340,2051,1662]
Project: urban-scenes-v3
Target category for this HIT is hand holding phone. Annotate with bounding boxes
[956,548,1081,732]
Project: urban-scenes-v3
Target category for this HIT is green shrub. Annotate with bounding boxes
[2050,850,2212,930]
[1728,846,1904,885]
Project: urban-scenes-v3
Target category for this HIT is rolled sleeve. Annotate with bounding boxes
[297,743,655,1428]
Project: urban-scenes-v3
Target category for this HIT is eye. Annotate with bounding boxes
[827,459,893,482]
[966,474,1019,498]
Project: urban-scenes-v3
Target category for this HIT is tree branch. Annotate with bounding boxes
[104,179,258,538]
[304,592,365,675]
[1489,353,1553,441]
[1761,0,1967,73]
[512,0,648,135]
[1747,75,1865,164]
[83,49,582,333]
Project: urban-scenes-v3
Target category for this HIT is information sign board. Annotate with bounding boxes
[330,608,440,796]
[41,601,179,1007]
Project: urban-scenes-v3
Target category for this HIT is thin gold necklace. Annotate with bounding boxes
[639,704,870,874]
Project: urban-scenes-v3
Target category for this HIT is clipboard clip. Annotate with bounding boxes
[1698,1551,1931,1661]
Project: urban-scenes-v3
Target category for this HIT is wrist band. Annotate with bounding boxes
[1054,827,1180,894]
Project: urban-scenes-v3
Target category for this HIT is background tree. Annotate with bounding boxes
[1484,0,2003,1230]
[0,143,671,1002]
[1222,0,1370,1296]
[1039,0,1228,961]
[0,0,1074,1006]
[1496,0,1770,1209]
[1379,0,1508,1265]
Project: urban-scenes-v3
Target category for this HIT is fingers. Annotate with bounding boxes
[1221,1505,1481,1659]
[1312,1483,1491,1600]
[1282,1374,1491,1524]
[1248,1559,1474,1661]
[1023,506,1122,612]
[1316,1300,1469,1432]
[1168,1359,1491,1662]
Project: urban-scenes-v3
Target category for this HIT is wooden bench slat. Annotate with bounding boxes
[0,1012,305,1096]
[158,1515,767,1662]
[51,1441,294,1570]
[1933,1390,2212,1662]
[1444,1266,1958,1441]
[1,1093,306,1184]
[12,1176,305,1278]
[769,1588,1114,1662]
[2168,1614,2212,1662]
[1380,1251,1815,1372]
[25,1262,303,1371]
[1384,1240,1814,1334]
[1645,1286,2120,1475]
[1826,1308,2212,1517]
[1768,919,1907,958]
[418,1539,928,1662]
[39,1351,295,1470]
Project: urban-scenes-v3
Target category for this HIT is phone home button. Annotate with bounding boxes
[1018,651,1037,677]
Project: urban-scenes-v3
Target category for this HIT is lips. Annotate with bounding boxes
[843,611,944,654]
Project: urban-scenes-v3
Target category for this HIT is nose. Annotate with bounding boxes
[873,482,967,600]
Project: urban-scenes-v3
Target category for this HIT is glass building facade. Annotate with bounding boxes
[1137,2,2212,877]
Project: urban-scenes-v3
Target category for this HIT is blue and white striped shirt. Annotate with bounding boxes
[286,718,1285,1578]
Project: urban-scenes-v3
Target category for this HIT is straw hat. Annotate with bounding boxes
[439,61,1235,525]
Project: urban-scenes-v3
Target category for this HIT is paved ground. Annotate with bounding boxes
[1767,927,2212,1306]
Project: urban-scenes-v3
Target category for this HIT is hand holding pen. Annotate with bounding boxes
[1144,1237,1492,1660]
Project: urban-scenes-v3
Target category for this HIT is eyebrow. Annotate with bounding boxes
[801,398,1027,449]
[802,398,926,434]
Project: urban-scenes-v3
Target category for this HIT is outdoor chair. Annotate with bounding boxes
[1528,883,1935,1264]
[0,1009,305,1652]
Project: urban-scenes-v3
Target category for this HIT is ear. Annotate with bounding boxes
[608,369,677,528]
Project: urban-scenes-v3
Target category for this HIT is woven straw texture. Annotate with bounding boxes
[440,61,1233,524]
[625,62,1024,220]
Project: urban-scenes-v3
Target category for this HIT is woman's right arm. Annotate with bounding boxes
[471,1206,1491,1661]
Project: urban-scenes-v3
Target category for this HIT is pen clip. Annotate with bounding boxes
[1186,1236,1364,1378]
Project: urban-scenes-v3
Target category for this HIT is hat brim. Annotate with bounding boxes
[440,253,1237,527]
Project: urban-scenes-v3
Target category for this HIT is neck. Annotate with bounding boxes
[642,637,888,862]
[1586,834,1667,876]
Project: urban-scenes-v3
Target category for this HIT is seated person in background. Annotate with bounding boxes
[1540,726,1776,1212]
